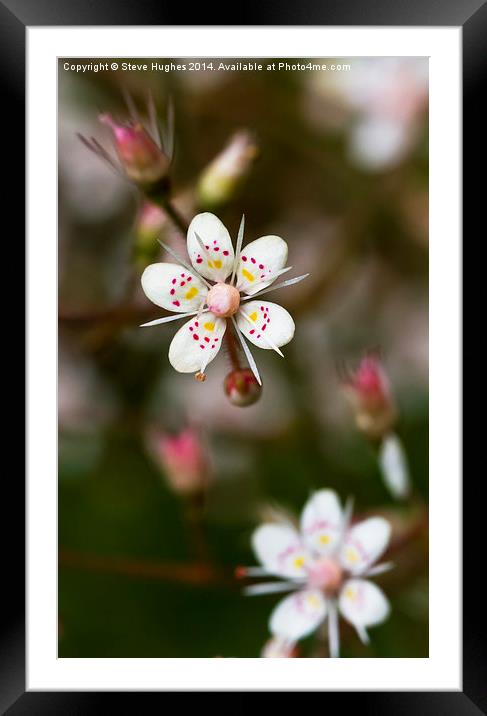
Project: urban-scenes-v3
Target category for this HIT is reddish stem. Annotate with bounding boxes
[224,321,242,370]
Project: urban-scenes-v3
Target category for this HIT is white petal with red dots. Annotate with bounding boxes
[339,517,391,575]
[300,489,344,557]
[338,579,390,628]
[252,524,311,580]
[187,212,234,282]
[141,262,207,313]
[168,312,226,373]
[236,301,295,350]
[235,235,288,295]
[269,590,327,641]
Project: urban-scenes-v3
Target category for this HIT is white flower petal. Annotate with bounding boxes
[269,590,327,641]
[236,235,288,295]
[168,312,226,373]
[243,273,309,301]
[236,301,295,350]
[187,212,234,281]
[338,579,390,628]
[231,317,262,385]
[251,524,311,579]
[340,517,391,575]
[379,433,411,499]
[300,489,344,557]
[141,262,207,312]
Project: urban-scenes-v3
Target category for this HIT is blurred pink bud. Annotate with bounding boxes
[261,636,298,658]
[136,201,166,245]
[224,368,262,407]
[148,427,210,497]
[197,130,258,208]
[100,114,169,186]
[342,355,397,440]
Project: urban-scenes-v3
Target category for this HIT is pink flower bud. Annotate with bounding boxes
[342,355,397,439]
[224,368,262,407]
[148,427,210,497]
[100,114,169,186]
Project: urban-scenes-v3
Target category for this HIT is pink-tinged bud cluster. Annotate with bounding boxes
[342,355,397,440]
[224,368,262,407]
[100,114,169,186]
[148,427,210,497]
[197,130,259,208]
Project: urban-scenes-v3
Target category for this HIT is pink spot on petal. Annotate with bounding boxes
[223,250,229,256]
[242,256,247,262]
[249,329,255,335]
[200,345,205,349]
[193,334,199,340]
[204,337,210,343]
[189,327,193,331]
[195,322,199,327]
[172,300,180,307]
[251,258,256,264]
[259,264,264,269]
[214,247,219,251]
[196,258,203,264]
[180,281,186,286]
[187,276,192,281]
[172,278,176,285]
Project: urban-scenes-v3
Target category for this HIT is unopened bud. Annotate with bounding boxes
[379,433,411,500]
[342,354,397,440]
[147,427,210,497]
[100,114,170,187]
[224,368,262,407]
[134,201,166,267]
[197,131,258,209]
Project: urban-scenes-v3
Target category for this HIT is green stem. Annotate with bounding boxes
[158,196,190,235]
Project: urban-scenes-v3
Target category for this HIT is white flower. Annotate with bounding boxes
[244,489,392,657]
[140,212,308,383]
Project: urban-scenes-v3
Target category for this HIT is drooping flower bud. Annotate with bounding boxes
[224,368,262,407]
[147,427,210,497]
[100,114,170,188]
[197,131,258,209]
[342,354,397,440]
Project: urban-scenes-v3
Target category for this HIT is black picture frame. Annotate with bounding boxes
[3,0,477,711]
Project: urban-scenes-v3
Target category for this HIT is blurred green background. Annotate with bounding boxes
[58,57,428,658]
